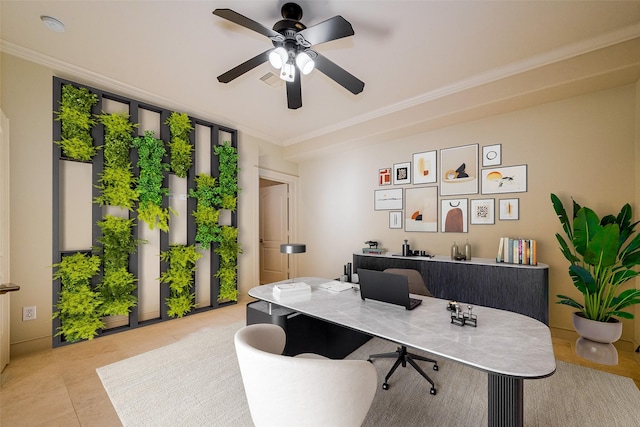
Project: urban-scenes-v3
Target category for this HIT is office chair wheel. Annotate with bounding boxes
[430,387,437,395]
[433,364,439,371]
[382,382,389,390]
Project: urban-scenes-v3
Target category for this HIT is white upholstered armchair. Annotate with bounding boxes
[234,323,377,427]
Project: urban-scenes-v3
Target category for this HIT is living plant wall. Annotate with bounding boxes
[51,78,240,346]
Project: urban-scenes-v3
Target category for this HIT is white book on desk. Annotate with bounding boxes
[273,282,311,297]
[317,280,353,292]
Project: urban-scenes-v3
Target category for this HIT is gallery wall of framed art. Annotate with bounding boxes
[375,142,528,233]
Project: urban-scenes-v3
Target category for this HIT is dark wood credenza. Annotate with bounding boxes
[353,253,549,324]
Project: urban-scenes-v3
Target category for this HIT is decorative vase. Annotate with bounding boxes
[572,312,622,344]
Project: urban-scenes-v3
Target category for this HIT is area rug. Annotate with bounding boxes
[97,321,640,426]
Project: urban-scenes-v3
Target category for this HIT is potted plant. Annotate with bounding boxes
[551,193,640,342]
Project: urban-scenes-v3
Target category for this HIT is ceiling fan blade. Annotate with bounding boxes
[286,78,302,110]
[217,50,271,83]
[213,9,280,38]
[298,16,354,46]
[313,53,364,95]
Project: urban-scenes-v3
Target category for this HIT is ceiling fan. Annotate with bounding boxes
[212,2,364,109]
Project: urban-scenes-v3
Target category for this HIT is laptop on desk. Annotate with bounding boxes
[357,269,422,310]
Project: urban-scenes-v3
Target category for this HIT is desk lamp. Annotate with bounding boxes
[280,243,306,282]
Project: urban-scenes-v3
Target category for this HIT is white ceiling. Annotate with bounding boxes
[2,1,640,160]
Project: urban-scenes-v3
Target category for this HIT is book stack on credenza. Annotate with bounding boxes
[496,237,537,265]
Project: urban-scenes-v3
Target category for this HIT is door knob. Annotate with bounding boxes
[0,283,20,295]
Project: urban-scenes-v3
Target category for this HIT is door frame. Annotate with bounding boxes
[256,168,299,282]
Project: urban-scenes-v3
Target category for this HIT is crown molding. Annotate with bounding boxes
[280,22,640,146]
[0,39,279,146]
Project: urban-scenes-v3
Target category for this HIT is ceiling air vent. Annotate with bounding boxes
[260,72,284,88]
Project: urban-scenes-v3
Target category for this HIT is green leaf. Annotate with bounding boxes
[583,223,619,268]
[568,265,597,294]
[573,207,601,256]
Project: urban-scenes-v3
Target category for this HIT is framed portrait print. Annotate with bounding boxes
[389,211,402,229]
[374,188,403,210]
[404,186,438,232]
[393,162,411,185]
[499,198,519,220]
[440,144,478,196]
[412,151,437,184]
[470,198,495,225]
[481,164,528,194]
[379,168,391,186]
[441,198,468,232]
[482,144,502,167]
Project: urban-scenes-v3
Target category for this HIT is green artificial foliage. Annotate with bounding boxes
[99,267,137,316]
[96,215,140,316]
[95,112,139,210]
[165,112,193,178]
[132,131,171,231]
[159,244,202,317]
[551,193,640,322]
[189,174,221,248]
[94,166,139,210]
[215,226,242,301]
[98,112,138,168]
[52,252,104,342]
[55,84,99,161]
[213,141,240,211]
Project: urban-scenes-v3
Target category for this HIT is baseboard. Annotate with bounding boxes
[550,326,635,352]
[10,335,51,358]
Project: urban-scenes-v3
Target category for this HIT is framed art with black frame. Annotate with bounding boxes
[393,162,411,185]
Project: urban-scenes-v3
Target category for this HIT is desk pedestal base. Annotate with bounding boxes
[488,373,523,427]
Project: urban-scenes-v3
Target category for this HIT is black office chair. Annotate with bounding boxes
[367,268,439,395]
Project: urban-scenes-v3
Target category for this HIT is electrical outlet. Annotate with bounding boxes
[22,306,36,321]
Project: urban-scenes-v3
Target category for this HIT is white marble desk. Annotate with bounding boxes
[249,277,556,427]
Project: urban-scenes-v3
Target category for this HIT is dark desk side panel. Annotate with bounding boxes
[246,301,371,358]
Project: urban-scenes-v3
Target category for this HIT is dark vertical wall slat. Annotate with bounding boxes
[159,110,171,320]
[51,78,63,347]
[128,102,140,327]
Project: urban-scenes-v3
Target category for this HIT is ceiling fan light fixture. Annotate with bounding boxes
[280,62,296,82]
[268,47,288,69]
[295,51,315,75]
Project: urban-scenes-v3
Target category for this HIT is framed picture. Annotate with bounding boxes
[412,151,437,184]
[379,168,391,186]
[441,198,468,232]
[374,188,403,210]
[389,211,402,229]
[481,164,527,194]
[470,198,495,225]
[482,144,502,167]
[404,187,438,232]
[393,162,411,185]
[499,198,519,220]
[440,144,478,196]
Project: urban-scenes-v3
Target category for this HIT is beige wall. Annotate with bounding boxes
[1,53,297,353]
[296,85,639,343]
[2,50,639,352]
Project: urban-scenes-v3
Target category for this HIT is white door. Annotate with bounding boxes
[259,182,289,284]
[0,110,11,372]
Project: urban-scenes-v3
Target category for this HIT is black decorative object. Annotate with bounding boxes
[449,302,477,327]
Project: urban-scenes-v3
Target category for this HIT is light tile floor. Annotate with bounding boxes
[1,295,639,427]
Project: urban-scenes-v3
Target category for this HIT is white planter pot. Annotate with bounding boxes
[572,312,622,344]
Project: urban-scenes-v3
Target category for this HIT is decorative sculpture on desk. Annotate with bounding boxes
[365,240,378,249]
[448,302,477,327]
